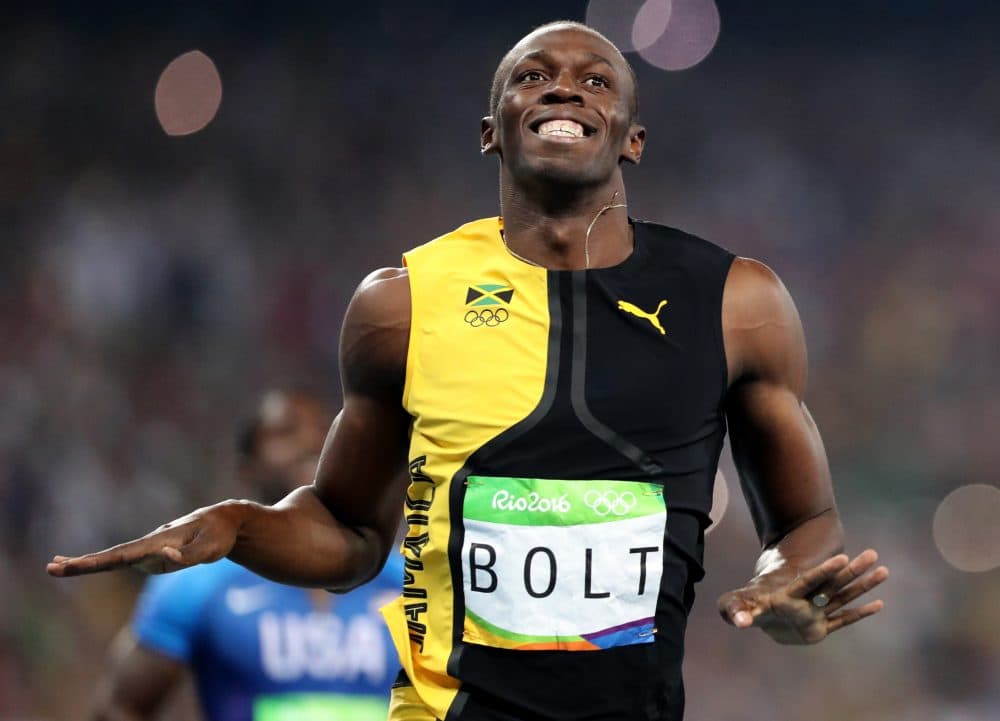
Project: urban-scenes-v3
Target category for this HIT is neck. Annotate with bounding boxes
[308,587,332,610]
[498,173,632,271]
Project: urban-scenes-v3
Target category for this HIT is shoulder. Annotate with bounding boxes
[404,217,501,263]
[341,268,410,397]
[349,267,410,319]
[344,266,409,338]
[722,257,806,387]
[634,219,734,263]
[722,257,799,330]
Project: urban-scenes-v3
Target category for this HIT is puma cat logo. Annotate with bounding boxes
[617,299,668,335]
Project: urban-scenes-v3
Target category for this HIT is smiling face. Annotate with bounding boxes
[482,24,645,190]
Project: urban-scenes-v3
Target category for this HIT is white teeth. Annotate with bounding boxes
[538,119,585,138]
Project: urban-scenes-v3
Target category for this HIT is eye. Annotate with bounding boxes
[585,75,610,89]
[518,70,546,82]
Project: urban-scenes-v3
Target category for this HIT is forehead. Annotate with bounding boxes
[259,392,321,428]
[258,392,294,429]
[509,26,625,72]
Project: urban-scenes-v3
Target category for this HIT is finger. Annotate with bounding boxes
[47,539,160,577]
[824,549,880,594]
[161,527,229,570]
[162,545,185,564]
[719,594,759,628]
[785,554,849,599]
[130,545,189,575]
[823,565,889,613]
[166,536,211,568]
[826,599,884,633]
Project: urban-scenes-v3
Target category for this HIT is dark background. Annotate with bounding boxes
[2,1,998,718]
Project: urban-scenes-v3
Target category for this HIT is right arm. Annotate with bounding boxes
[48,268,413,591]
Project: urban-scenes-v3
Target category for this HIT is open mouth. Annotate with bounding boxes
[530,118,596,139]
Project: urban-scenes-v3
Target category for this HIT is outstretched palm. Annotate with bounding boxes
[47,503,246,577]
[718,549,889,645]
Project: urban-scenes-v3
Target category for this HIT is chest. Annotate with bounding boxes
[410,268,725,447]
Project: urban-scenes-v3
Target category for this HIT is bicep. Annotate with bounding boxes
[311,267,412,569]
[723,258,836,546]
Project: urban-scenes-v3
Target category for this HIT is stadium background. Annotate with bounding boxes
[2,0,999,718]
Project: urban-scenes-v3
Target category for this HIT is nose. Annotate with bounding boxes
[542,70,583,105]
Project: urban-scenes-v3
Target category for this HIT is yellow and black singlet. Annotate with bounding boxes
[382,217,735,721]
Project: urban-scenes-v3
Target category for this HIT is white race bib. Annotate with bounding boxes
[461,476,666,651]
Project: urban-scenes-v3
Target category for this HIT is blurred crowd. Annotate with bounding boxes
[1,3,998,719]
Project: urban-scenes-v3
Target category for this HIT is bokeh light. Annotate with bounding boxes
[638,0,720,71]
[585,0,647,53]
[932,484,1000,572]
[707,469,729,533]
[154,50,222,136]
[631,0,673,52]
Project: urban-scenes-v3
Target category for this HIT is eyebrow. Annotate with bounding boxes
[514,49,617,72]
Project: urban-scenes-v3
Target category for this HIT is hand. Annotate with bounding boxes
[46,501,252,577]
[717,549,889,645]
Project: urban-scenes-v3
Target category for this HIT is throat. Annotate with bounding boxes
[500,193,631,270]
[308,588,333,611]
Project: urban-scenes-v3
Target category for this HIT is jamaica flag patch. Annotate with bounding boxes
[466,284,514,307]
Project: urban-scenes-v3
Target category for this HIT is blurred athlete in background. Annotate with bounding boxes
[90,389,402,721]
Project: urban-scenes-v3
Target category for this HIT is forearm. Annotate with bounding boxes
[226,486,387,590]
[751,508,844,585]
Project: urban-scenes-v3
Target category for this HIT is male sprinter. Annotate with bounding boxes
[90,389,402,721]
[51,22,889,721]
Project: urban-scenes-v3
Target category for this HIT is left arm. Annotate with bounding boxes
[717,257,888,644]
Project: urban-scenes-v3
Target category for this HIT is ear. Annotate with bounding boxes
[620,123,646,165]
[481,116,500,156]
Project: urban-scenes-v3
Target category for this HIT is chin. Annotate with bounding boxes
[514,154,607,189]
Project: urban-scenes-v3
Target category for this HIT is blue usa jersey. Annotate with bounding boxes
[132,556,403,721]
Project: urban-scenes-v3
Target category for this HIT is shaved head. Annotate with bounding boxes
[489,20,639,120]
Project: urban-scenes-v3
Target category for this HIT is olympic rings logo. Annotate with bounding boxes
[583,490,637,517]
[465,308,509,327]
